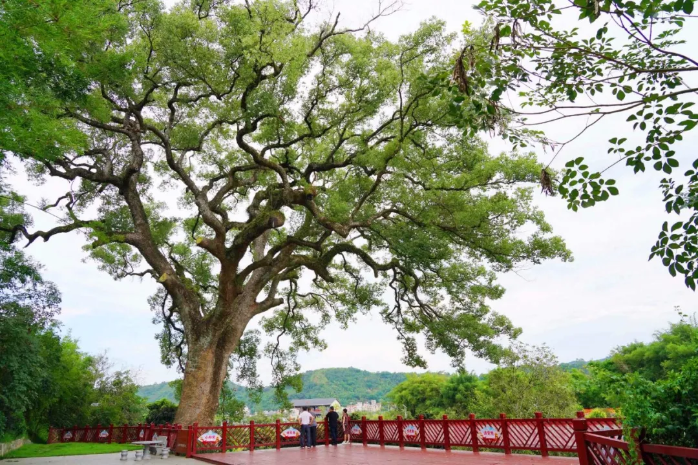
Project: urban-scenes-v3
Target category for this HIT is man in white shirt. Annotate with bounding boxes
[299,407,313,449]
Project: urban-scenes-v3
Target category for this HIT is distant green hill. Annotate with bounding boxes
[559,359,589,372]
[138,367,409,411]
[139,361,594,411]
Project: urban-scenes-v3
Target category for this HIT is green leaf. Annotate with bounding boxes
[684,0,694,14]
[608,186,619,196]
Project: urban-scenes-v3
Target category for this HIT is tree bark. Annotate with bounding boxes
[174,335,236,426]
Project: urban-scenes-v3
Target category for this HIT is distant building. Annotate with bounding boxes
[346,400,381,413]
[292,398,339,418]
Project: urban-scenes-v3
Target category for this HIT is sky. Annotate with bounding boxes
[7,0,698,387]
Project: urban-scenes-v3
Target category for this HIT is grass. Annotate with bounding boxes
[1,442,142,459]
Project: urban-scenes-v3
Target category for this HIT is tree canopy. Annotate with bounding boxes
[384,343,579,419]
[447,0,698,288]
[0,0,570,424]
[570,314,698,447]
[0,160,146,440]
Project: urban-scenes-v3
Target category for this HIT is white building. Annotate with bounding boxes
[346,400,381,413]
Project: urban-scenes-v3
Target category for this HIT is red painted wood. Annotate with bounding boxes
[379,416,385,446]
[361,417,367,446]
[108,424,113,444]
[222,421,227,454]
[573,418,590,465]
[419,415,426,450]
[250,420,255,452]
[642,443,698,458]
[584,433,630,450]
[535,413,547,457]
[186,425,193,458]
[42,414,644,457]
[276,420,281,450]
[500,414,511,454]
[397,416,404,448]
[324,419,329,446]
[469,414,479,453]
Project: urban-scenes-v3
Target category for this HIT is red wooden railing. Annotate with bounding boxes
[49,412,620,457]
[47,423,182,449]
[47,414,698,464]
[575,417,698,465]
[187,419,332,457]
[344,412,617,455]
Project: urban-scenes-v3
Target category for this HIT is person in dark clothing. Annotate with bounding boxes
[310,413,317,447]
[325,406,339,445]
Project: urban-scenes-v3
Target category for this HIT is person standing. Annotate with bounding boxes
[325,406,339,446]
[341,408,350,444]
[299,407,313,449]
[309,412,318,448]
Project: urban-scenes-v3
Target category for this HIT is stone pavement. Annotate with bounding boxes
[2,453,191,464]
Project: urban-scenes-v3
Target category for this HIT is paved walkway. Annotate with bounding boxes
[193,444,579,465]
[2,452,190,464]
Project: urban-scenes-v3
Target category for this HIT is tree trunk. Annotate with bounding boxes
[174,337,232,426]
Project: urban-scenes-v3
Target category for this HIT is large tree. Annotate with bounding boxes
[0,0,570,424]
[449,0,698,288]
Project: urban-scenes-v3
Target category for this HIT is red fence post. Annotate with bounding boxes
[535,412,548,457]
[186,425,193,458]
[419,415,426,450]
[95,424,100,443]
[193,422,199,455]
[469,414,479,452]
[443,415,451,452]
[83,425,89,442]
[276,420,281,450]
[397,416,404,448]
[73,425,78,442]
[109,424,114,444]
[573,417,590,465]
[500,413,511,454]
[122,424,127,444]
[577,411,585,419]
[361,416,367,446]
[249,420,255,451]
[324,419,330,446]
[222,421,227,454]
[378,416,385,447]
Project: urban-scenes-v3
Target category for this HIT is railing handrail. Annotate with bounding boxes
[584,432,631,451]
[642,443,698,459]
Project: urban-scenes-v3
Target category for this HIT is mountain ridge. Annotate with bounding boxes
[138,361,595,411]
[138,367,411,411]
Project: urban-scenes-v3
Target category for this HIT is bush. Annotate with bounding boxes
[617,359,698,448]
[145,399,178,425]
[586,408,607,418]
